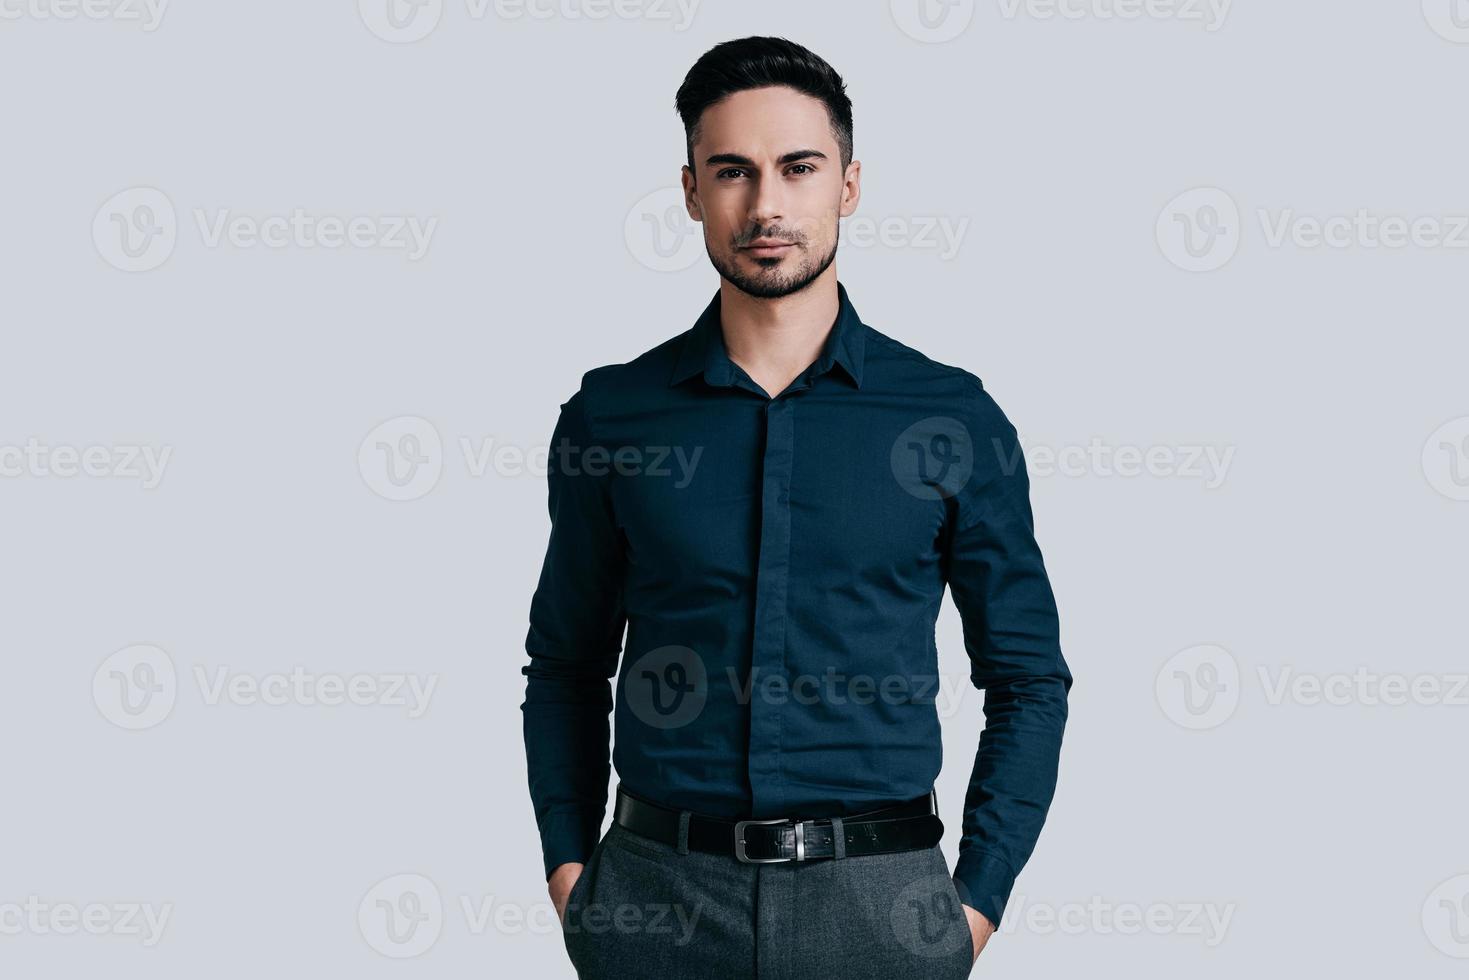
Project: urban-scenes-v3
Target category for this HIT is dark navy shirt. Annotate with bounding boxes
[522,280,1071,925]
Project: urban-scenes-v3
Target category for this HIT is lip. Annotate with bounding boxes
[742,240,794,255]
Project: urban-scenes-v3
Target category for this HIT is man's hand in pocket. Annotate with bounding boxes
[549,862,585,924]
[961,903,995,964]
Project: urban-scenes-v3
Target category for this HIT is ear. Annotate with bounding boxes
[839,159,862,218]
[681,166,701,221]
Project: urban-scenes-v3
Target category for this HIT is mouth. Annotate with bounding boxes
[742,240,795,257]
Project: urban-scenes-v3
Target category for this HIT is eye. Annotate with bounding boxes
[716,168,748,180]
[788,164,816,175]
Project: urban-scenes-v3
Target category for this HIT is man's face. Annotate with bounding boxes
[682,86,860,299]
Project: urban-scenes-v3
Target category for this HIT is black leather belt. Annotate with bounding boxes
[612,784,943,863]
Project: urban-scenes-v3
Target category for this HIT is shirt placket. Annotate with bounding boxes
[747,392,797,817]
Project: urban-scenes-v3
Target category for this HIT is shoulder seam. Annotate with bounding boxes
[573,372,606,447]
[866,330,984,387]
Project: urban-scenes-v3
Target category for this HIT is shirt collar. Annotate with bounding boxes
[668,280,866,390]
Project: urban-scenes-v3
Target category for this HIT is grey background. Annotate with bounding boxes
[3,0,1466,975]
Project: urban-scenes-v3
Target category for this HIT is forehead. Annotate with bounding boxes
[693,86,836,161]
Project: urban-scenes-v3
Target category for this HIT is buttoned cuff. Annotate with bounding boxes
[951,848,1017,930]
[538,810,604,880]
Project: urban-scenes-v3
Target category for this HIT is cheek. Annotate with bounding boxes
[703,208,746,243]
[791,207,839,246]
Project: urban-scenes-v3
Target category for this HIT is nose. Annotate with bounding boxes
[746,172,785,232]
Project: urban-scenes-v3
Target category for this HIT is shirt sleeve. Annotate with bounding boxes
[520,384,628,880]
[943,376,1072,929]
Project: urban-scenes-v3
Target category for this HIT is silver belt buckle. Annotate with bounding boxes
[734,817,805,863]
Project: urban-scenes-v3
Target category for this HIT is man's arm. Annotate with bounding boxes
[943,377,1073,943]
[521,384,628,890]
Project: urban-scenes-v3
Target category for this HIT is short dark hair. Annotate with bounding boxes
[675,36,853,177]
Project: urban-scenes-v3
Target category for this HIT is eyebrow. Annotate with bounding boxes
[703,149,828,168]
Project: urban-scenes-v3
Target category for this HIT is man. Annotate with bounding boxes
[522,35,1072,979]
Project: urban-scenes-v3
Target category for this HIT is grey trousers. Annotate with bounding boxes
[560,821,975,979]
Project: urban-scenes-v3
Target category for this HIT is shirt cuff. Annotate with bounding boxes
[951,848,1018,930]
[538,809,605,880]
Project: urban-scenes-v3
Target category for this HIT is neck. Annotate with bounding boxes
[717,270,840,398]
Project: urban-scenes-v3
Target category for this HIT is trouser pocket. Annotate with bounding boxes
[560,829,611,966]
